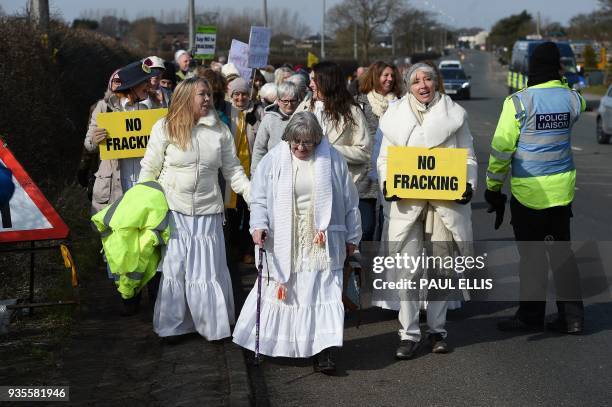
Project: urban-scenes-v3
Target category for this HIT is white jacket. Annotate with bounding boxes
[250,139,361,284]
[139,112,250,216]
[294,100,372,198]
[377,94,477,242]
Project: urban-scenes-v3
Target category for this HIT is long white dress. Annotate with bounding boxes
[153,212,235,340]
[233,155,345,357]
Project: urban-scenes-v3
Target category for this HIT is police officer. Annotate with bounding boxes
[485,42,585,334]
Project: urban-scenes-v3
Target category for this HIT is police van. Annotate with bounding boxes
[507,40,585,94]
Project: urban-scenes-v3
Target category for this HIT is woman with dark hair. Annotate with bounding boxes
[295,61,370,219]
[355,61,403,242]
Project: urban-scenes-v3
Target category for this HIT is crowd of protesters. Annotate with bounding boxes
[84,41,583,374]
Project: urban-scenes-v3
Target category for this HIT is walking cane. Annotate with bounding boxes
[254,232,266,365]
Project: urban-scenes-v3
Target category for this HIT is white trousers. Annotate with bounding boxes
[386,206,454,342]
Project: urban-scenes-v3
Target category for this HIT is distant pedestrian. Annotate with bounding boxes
[174,50,192,82]
[143,56,171,108]
[274,66,294,86]
[285,73,310,102]
[160,61,177,91]
[348,66,366,96]
[258,82,277,107]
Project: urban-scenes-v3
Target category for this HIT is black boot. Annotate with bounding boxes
[120,293,141,316]
[147,273,161,304]
[313,348,336,374]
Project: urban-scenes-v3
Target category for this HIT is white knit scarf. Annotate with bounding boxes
[367,91,397,118]
[273,138,333,284]
[408,92,440,125]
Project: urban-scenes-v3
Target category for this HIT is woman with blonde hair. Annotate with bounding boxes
[139,77,251,342]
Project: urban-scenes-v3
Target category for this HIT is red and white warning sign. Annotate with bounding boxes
[0,142,69,243]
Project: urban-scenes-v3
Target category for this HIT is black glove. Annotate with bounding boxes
[455,183,473,205]
[484,189,507,230]
[383,181,401,202]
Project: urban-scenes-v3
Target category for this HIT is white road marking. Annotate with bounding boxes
[572,146,583,151]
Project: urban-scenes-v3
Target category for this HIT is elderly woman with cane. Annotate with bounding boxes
[233,111,361,374]
[376,63,477,359]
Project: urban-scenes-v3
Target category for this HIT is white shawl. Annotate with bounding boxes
[273,138,333,284]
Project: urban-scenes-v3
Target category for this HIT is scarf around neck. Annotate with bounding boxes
[367,91,397,118]
[273,137,332,284]
[408,92,440,125]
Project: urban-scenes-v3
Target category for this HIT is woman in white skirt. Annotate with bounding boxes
[233,111,361,374]
[139,77,250,341]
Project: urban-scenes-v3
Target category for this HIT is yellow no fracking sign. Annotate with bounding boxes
[97,109,168,160]
[386,146,467,200]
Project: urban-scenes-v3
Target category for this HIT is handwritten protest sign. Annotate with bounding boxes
[248,26,272,68]
[195,25,216,60]
[228,39,252,81]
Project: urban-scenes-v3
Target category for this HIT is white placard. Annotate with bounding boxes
[248,26,272,68]
[228,39,252,80]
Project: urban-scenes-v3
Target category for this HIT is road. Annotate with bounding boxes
[247,50,612,407]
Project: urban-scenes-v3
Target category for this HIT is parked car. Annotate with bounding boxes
[440,68,471,99]
[438,60,462,69]
[596,85,612,144]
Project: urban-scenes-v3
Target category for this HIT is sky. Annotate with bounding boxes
[3,0,603,34]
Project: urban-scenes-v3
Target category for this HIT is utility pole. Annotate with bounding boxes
[421,25,425,52]
[188,0,195,52]
[263,0,268,27]
[30,0,49,33]
[321,0,326,59]
[353,23,358,61]
[536,12,541,37]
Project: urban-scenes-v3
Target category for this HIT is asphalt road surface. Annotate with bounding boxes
[248,50,612,407]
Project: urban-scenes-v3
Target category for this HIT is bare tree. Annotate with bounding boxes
[328,0,407,63]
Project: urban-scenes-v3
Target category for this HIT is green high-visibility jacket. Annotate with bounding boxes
[91,181,170,299]
[486,80,586,209]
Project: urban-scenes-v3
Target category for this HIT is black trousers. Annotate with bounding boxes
[510,196,584,324]
[226,195,254,257]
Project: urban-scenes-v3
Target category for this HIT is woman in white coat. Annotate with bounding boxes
[233,111,361,374]
[139,77,250,342]
[376,63,477,359]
